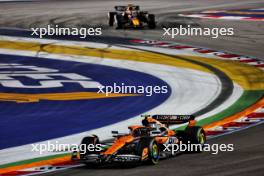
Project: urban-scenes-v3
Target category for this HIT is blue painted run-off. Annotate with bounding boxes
[0,54,171,149]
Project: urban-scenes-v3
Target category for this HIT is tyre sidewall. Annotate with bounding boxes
[136,137,159,165]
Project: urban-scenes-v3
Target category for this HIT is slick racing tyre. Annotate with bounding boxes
[137,137,160,165]
[185,126,206,151]
[115,15,124,29]
[79,135,100,159]
[108,12,115,26]
[148,14,156,29]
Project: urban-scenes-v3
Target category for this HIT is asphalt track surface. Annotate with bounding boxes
[124,46,234,118]
[1,0,264,58]
[0,0,264,175]
[43,123,264,176]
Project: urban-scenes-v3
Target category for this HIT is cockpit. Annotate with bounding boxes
[129,126,149,137]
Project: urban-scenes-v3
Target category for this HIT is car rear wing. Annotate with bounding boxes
[114,5,140,11]
[151,115,195,125]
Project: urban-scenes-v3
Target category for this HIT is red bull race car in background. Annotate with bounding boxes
[108,4,156,29]
[72,115,206,167]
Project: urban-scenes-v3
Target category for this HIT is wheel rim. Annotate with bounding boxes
[151,144,159,160]
[199,132,205,144]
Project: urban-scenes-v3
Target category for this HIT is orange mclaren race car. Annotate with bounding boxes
[72,115,206,166]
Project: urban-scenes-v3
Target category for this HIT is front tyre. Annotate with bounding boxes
[79,136,101,168]
[136,138,160,165]
[149,141,159,165]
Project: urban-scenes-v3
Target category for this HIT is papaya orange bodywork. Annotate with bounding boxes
[101,117,177,156]
[103,135,134,155]
[141,148,148,160]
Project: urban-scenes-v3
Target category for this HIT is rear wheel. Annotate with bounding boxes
[148,14,156,29]
[185,126,206,144]
[108,12,115,26]
[185,126,206,152]
[115,15,124,29]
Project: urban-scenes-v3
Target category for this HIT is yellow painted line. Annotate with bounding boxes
[0,40,211,73]
[0,92,138,103]
[203,97,264,130]
[0,155,71,174]
[0,40,263,90]
[179,55,264,90]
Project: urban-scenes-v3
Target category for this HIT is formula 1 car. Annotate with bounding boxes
[108,4,156,29]
[72,115,206,166]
